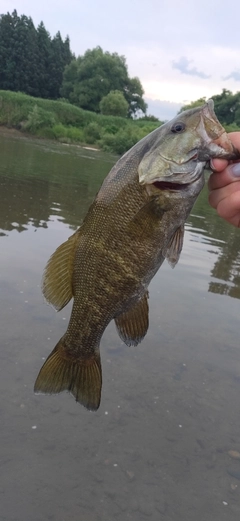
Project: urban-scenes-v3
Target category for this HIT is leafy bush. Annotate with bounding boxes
[100,90,129,117]
[224,123,240,132]
[52,123,67,139]
[103,123,119,135]
[0,90,168,151]
[138,114,160,122]
[101,126,146,154]
[35,127,56,139]
[52,124,85,143]
[66,126,85,142]
[23,104,56,131]
[84,122,102,144]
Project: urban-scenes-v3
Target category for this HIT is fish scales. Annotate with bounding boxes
[35,100,240,410]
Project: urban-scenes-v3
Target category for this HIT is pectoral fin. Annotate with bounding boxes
[115,292,149,346]
[163,225,184,268]
[42,231,79,311]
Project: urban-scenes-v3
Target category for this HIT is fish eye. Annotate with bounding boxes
[171,122,186,133]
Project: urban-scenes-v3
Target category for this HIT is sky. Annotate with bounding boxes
[2,0,240,120]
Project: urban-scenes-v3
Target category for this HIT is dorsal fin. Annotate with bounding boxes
[115,292,149,346]
[42,231,79,311]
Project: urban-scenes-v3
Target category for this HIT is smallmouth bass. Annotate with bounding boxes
[34,100,239,410]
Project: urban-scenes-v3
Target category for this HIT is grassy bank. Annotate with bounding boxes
[0,90,162,154]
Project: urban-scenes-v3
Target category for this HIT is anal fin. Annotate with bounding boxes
[115,291,149,347]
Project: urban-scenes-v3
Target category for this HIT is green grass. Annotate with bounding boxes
[0,90,163,153]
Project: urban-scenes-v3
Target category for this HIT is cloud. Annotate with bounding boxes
[145,98,182,121]
[172,56,210,79]
[223,70,240,81]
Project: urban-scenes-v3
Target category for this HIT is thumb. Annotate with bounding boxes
[209,161,240,190]
[228,162,240,178]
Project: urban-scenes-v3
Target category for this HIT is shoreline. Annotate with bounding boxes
[0,125,100,152]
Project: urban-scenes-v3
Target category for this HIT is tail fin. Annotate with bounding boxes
[34,339,102,411]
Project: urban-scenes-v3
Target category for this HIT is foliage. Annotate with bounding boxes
[179,97,206,112]
[61,46,147,117]
[52,124,85,143]
[23,104,56,131]
[179,90,240,128]
[100,126,149,155]
[124,76,147,117]
[0,90,160,154]
[0,10,74,99]
[100,90,129,117]
[84,122,102,144]
[224,123,240,132]
[211,89,240,126]
[0,13,147,119]
[138,114,160,122]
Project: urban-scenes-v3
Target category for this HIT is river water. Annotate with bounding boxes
[1,132,240,521]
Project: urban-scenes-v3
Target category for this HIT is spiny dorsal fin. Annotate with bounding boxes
[42,231,79,311]
[115,291,149,347]
[163,225,184,268]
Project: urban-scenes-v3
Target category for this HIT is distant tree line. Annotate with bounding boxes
[0,10,147,118]
[0,10,73,99]
[180,89,240,129]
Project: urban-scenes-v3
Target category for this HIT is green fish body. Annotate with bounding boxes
[34,100,239,410]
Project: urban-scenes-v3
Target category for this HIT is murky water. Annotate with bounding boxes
[1,132,240,521]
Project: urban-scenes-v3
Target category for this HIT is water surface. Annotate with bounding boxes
[1,132,240,521]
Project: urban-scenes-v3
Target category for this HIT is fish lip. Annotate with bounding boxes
[211,144,240,161]
[198,143,240,162]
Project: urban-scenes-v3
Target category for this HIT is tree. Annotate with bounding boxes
[0,10,18,90]
[0,10,74,99]
[211,89,240,126]
[48,32,74,99]
[179,90,240,128]
[138,114,160,122]
[179,97,206,113]
[61,46,147,117]
[100,90,129,117]
[0,10,39,94]
[124,77,147,117]
[36,22,52,98]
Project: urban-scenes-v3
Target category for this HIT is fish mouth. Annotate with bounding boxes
[149,157,206,192]
[152,180,191,191]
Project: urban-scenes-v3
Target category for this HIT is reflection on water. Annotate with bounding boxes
[188,190,240,299]
[1,134,240,299]
[0,133,114,235]
[1,132,240,521]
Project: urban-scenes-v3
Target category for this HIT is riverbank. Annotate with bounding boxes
[0,90,162,154]
[0,125,101,152]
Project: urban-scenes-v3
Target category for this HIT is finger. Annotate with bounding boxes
[214,192,240,227]
[210,158,228,172]
[208,180,240,209]
[208,162,240,190]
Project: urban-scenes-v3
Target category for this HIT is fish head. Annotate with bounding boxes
[138,99,239,198]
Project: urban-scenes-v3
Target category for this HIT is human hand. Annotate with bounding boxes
[208,132,240,228]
